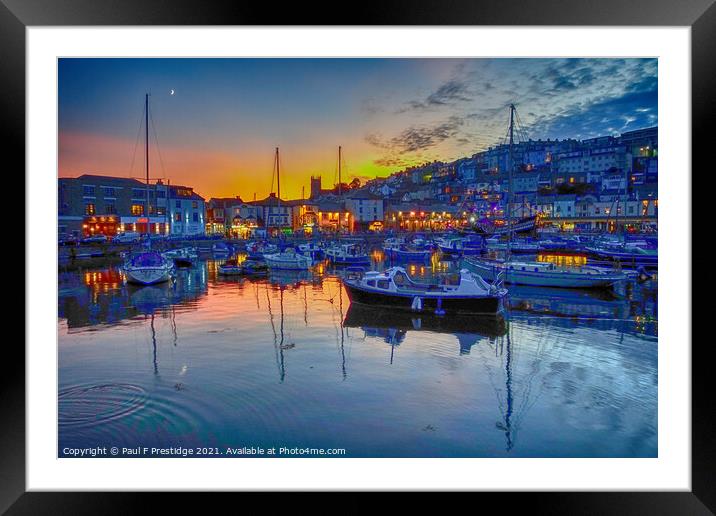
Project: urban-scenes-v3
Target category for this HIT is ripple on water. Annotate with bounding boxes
[58,383,148,428]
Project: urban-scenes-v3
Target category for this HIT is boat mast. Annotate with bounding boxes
[276,147,281,232]
[145,93,150,236]
[507,103,516,259]
[338,145,342,197]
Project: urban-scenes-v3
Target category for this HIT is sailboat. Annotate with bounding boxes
[262,148,312,270]
[124,93,174,285]
[463,104,626,289]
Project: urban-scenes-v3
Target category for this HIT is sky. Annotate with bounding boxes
[58,58,658,200]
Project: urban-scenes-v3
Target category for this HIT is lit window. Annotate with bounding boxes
[131,204,144,216]
[85,203,95,215]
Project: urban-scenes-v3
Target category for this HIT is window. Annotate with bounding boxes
[85,203,95,215]
[131,204,144,216]
[105,204,116,214]
[175,200,181,209]
[156,190,166,198]
[192,212,199,223]
[132,188,145,199]
[192,201,198,209]
[377,280,390,289]
[83,185,95,197]
[174,212,182,222]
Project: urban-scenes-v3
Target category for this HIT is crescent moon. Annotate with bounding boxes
[170,89,175,95]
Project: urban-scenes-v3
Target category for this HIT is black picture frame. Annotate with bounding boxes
[4,0,712,512]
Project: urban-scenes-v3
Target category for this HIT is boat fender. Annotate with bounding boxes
[411,296,423,312]
[434,297,446,316]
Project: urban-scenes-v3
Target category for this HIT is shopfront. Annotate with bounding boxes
[82,215,119,237]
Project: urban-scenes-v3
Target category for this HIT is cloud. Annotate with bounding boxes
[397,77,474,113]
[525,88,658,139]
[366,116,465,156]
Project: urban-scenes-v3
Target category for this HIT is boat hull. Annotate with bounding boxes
[389,249,432,261]
[463,259,624,288]
[125,266,172,285]
[218,266,243,275]
[343,282,503,314]
[585,247,658,266]
[327,255,370,266]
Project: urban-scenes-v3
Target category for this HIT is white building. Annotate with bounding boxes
[157,183,206,236]
[344,191,385,231]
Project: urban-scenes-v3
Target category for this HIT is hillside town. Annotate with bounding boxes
[58,125,657,241]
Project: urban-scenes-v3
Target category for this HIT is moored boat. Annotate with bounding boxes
[436,235,485,256]
[245,240,278,260]
[124,251,174,285]
[218,257,269,276]
[297,242,324,261]
[342,266,506,315]
[486,237,539,254]
[584,243,658,267]
[462,256,627,288]
[163,247,198,267]
[218,257,243,275]
[326,243,370,265]
[264,248,313,270]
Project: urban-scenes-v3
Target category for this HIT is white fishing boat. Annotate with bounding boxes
[462,256,626,288]
[124,251,174,285]
[264,248,313,270]
[326,243,370,265]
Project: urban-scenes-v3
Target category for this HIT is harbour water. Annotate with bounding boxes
[58,255,657,458]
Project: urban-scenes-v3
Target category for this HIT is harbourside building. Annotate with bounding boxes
[343,190,385,232]
[58,174,169,239]
[156,183,206,236]
[248,193,292,236]
[206,197,259,238]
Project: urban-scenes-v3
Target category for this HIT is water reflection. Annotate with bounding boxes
[59,264,208,330]
[58,258,657,457]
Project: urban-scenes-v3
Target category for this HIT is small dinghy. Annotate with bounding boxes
[218,258,243,276]
[163,247,198,267]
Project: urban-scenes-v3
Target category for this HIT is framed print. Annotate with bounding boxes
[5,0,713,512]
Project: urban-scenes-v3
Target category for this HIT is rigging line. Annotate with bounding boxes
[149,107,168,181]
[128,102,146,178]
[270,152,275,196]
